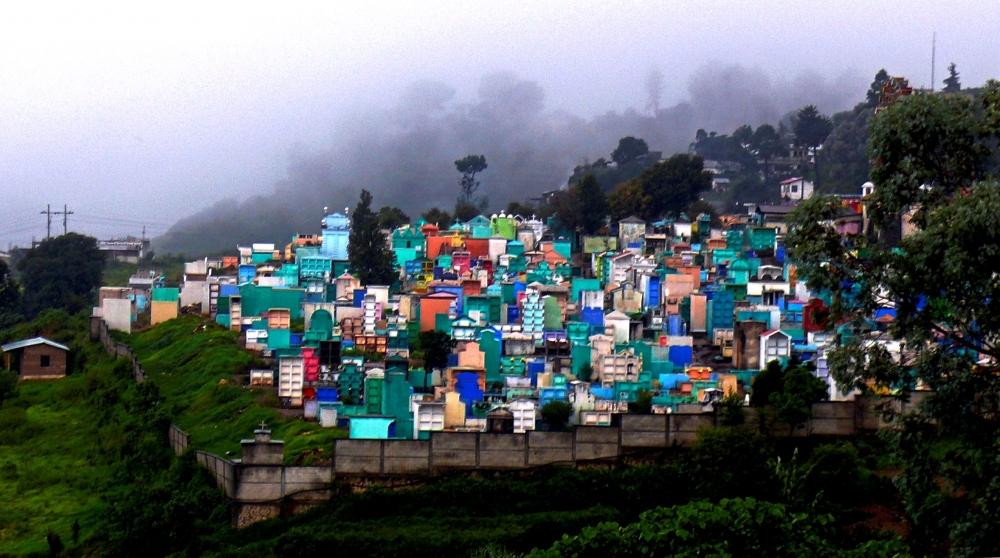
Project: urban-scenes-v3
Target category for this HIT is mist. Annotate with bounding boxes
[2,1,998,253]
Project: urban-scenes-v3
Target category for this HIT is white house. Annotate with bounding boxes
[780,177,814,201]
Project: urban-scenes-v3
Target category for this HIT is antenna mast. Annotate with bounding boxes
[931,31,936,92]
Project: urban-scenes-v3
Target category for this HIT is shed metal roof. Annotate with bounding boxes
[0,337,70,353]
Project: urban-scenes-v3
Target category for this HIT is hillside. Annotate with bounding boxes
[126,316,347,463]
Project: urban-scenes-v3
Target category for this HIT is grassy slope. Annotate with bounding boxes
[0,358,113,555]
[128,316,346,463]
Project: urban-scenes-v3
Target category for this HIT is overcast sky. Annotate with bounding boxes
[1,0,998,248]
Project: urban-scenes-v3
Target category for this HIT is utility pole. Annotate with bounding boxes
[62,204,73,235]
[41,204,51,239]
[40,204,73,239]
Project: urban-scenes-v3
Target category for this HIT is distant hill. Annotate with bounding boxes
[154,68,862,257]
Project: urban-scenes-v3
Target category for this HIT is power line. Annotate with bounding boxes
[40,204,73,239]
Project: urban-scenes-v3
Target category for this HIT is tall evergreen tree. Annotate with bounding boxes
[576,174,608,235]
[865,69,891,109]
[793,105,833,186]
[347,190,397,287]
[751,124,784,181]
[943,62,961,93]
[0,260,21,329]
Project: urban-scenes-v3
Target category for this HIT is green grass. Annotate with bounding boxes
[127,316,347,463]
[102,260,139,287]
[0,373,111,555]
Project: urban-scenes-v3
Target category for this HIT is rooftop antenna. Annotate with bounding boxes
[931,31,936,92]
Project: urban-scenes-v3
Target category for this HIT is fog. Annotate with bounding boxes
[1,1,998,252]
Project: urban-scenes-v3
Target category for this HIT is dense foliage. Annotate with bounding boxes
[607,154,711,222]
[0,260,21,329]
[528,498,908,558]
[787,80,1000,557]
[17,233,105,319]
[347,189,398,287]
[549,174,608,235]
[568,137,655,192]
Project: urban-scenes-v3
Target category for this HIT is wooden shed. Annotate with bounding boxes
[1,337,70,380]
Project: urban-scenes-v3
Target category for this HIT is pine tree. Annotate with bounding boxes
[943,62,961,93]
[576,174,608,234]
[347,190,397,287]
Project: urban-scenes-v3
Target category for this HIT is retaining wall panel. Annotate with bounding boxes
[528,448,574,466]
[528,431,573,448]
[621,431,668,447]
[575,443,618,461]
[575,426,620,444]
[621,414,668,432]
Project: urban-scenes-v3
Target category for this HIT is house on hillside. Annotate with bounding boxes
[779,177,814,202]
[1,337,70,380]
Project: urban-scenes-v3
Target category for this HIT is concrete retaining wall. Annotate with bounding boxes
[90,316,146,382]
[169,424,190,455]
[195,451,237,497]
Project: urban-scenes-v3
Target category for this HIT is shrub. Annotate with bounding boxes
[540,401,573,429]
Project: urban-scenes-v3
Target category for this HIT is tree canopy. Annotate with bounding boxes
[550,174,607,235]
[528,498,909,558]
[0,260,21,329]
[376,206,410,231]
[569,137,656,192]
[347,190,397,287]
[610,136,649,167]
[421,207,452,227]
[17,233,105,319]
[455,154,488,207]
[943,62,961,93]
[793,105,833,185]
[786,79,1000,556]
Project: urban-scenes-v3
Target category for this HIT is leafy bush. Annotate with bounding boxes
[527,498,911,558]
[689,425,777,501]
[540,401,573,428]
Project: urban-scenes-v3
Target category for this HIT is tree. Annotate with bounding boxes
[417,330,454,373]
[18,233,105,319]
[769,363,828,434]
[0,370,18,407]
[552,174,608,236]
[717,390,746,427]
[786,80,1000,555]
[821,107,873,193]
[528,498,910,558]
[504,201,536,217]
[540,400,573,429]
[0,260,21,329]
[687,199,720,228]
[607,179,651,222]
[640,154,712,220]
[376,206,410,231]
[575,174,608,234]
[943,62,961,93]
[749,360,785,407]
[630,389,653,414]
[793,105,833,185]
[416,330,455,388]
[455,154,488,205]
[421,207,451,226]
[751,124,784,181]
[347,190,397,287]
[452,201,481,223]
[611,136,649,167]
[865,69,891,109]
